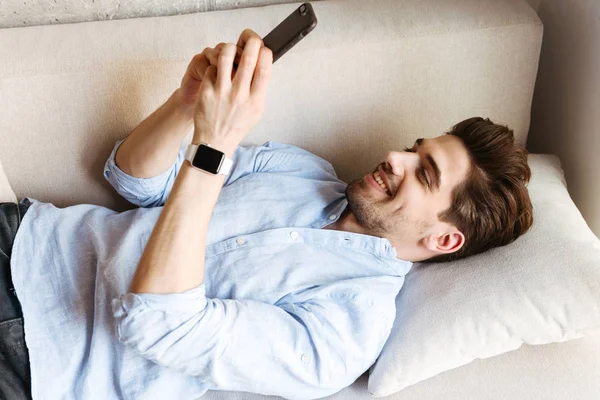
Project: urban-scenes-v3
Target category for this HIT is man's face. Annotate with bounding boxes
[345,135,471,258]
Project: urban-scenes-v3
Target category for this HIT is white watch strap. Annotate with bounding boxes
[184,143,233,176]
[219,153,233,176]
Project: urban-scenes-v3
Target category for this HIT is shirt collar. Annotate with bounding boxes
[319,197,413,276]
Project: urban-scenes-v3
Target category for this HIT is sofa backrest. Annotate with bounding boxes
[0,0,543,211]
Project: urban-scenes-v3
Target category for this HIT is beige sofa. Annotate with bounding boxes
[1,0,599,398]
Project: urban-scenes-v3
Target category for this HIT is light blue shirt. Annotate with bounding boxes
[11,138,412,400]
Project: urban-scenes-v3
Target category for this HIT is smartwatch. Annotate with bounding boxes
[184,143,233,176]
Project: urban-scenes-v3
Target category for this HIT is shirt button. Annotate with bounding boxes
[290,231,299,240]
[236,237,246,245]
[301,353,311,364]
[329,215,337,220]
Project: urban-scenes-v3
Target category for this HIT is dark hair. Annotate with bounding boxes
[427,117,533,263]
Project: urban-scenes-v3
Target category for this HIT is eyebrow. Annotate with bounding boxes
[415,138,442,191]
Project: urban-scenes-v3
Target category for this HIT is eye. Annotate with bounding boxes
[420,167,431,189]
[404,146,431,190]
[405,147,430,189]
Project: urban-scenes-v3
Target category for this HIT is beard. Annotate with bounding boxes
[345,177,391,236]
[345,176,432,238]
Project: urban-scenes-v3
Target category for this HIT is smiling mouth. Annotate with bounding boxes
[373,171,392,196]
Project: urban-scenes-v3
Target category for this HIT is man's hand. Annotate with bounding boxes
[175,29,266,113]
[126,35,272,295]
[191,35,273,155]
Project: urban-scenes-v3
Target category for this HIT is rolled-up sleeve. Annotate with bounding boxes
[102,138,186,208]
[102,139,269,208]
[111,276,403,399]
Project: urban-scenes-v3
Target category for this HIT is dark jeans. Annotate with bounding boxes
[0,200,32,400]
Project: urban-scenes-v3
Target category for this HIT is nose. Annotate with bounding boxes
[384,150,419,177]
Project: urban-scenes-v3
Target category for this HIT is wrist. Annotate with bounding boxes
[190,139,236,159]
[171,88,195,119]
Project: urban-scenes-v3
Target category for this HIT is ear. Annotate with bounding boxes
[423,229,465,255]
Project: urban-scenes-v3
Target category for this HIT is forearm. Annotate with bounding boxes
[127,34,271,294]
[115,89,194,178]
[128,145,233,294]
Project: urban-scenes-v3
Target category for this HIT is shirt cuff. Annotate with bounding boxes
[112,283,209,317]
[103,138,181,200]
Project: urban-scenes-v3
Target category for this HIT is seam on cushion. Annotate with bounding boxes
[0,58,186,79]
[377,18,543,42]
[0,21,541,79]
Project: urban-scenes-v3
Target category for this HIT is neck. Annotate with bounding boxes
[322,205,358,232]
[322,205,426,262]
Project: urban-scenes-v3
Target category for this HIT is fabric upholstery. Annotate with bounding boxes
[201,326,600,400]
[3,0,597,399]
[0,0,542,212]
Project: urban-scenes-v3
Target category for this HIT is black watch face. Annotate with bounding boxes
[192,145,224,174]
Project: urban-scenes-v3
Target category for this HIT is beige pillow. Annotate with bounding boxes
[368,154,600,396]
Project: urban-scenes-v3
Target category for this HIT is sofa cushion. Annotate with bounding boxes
[199,328,600,400]
[368,154,600,396]
[0,0,542,211]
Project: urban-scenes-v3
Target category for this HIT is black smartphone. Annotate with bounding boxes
[262,3,318,63]
[234,3,318,68]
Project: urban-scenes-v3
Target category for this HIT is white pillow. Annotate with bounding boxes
[368,154,600,397]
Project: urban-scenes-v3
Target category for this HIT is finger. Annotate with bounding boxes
[234,37,262,92]
[234,46,243,67]
[236,28,263,50]
[216,43,237,89]
[206,47,221,68]
[235,29,262,75]
[187,51,210,81]
[250,47,273,101]
[212,46,242,79]
[207,50,236,68]
[207,43,231,66]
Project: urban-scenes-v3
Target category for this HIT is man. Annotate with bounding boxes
[0,29,532,400]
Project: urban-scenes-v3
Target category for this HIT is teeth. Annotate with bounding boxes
[373,171,392,196]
